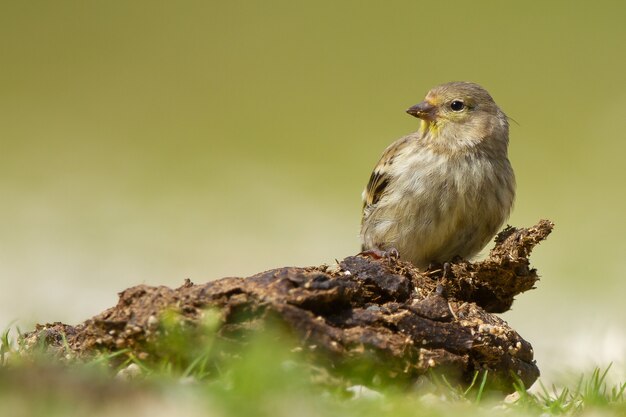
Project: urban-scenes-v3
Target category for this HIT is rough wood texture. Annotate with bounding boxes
[24,220,553,392]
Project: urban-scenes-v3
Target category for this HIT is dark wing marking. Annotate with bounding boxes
[361,136,413,221]
[364,171,389,208]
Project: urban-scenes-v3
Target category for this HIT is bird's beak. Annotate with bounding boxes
[406,101,437,121]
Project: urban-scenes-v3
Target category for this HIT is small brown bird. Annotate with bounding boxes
[360,82,515,269]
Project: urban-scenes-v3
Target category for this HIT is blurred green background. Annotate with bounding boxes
[1,1,624,380]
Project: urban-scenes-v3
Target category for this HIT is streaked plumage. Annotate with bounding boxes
[360,82,515,269]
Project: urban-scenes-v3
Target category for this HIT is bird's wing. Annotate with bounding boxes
[361,136,412,222]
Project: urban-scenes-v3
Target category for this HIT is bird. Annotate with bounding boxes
[359,81,515,269]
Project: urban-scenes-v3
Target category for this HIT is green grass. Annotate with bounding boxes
[1,322,624,417]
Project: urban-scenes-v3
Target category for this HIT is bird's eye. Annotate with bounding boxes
[450,100,465,111]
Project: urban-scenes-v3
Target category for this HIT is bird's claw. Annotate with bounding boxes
[359,247,400,265]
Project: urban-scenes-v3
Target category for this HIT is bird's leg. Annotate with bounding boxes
[432,262,454,297]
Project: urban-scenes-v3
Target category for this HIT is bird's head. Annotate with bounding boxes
[406,82,508,151]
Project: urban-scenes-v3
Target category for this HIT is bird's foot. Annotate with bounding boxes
[358,247,400,264]
[424,261,455,280]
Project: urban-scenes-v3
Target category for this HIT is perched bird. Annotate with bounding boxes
[360,82,515,269]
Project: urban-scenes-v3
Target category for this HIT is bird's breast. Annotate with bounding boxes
[383,149,514,263]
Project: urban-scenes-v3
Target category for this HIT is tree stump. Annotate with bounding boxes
[23,220,554,393]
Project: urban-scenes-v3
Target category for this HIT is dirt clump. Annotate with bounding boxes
[23,220,554,393]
